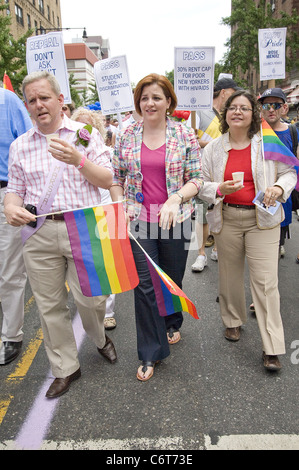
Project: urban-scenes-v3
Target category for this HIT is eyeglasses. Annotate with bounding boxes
[227,106,252,113]
[261,102,284,111]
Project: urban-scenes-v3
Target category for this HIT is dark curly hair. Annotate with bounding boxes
[219,90,261,139]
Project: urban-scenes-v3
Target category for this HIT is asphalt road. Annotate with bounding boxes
[0,214,299,454]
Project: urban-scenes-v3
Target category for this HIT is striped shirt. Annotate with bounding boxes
[7,115,112,211]
[113,118,203,222]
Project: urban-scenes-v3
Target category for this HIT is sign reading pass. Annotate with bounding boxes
[94,55,134,115]
[174,47,215,111]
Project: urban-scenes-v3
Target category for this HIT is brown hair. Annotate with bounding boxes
[220,90,261,139]
[134,73,177,116]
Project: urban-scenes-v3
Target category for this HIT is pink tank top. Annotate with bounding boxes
[139,142,168,222]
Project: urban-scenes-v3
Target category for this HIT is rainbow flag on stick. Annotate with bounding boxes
[129,233,199,320]
[3,72,14,92]
[261,118,299,189]
[64,203,139,296]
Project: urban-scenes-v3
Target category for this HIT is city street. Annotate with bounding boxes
[0,214,299,453]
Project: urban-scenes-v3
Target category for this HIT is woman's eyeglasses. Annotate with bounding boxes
[227,106,252,113]
[261,103,284,111]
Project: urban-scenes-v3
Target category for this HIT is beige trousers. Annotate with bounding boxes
[214,205,285,356]
[23,220,107,378]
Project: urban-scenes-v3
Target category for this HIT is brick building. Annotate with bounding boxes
[1,0,62,38]
[231,0,299,112]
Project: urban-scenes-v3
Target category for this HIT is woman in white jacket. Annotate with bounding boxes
[199,90,297,371]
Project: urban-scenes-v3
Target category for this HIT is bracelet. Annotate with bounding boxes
[216,185,224,197]
[75,155,86,170]
[176,192,184,204]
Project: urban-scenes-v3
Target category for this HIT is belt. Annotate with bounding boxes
[46,214,65,221]
[0,181,8,188]
[224,203,255,210]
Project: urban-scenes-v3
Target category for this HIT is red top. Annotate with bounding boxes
[223,144,255,205]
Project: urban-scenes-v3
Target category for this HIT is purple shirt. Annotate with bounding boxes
[139,142,168,222]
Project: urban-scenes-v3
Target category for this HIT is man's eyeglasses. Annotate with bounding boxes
[261,102,284,111]
[227,106,252,113]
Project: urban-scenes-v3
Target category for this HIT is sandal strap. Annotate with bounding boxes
[167,327,179,338]
[141,361,156,373]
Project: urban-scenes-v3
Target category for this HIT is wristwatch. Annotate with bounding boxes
[176,192,184,204]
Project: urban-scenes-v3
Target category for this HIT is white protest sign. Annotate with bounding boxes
[94,56,134,115]
[26,32,71,103]
[258,28,287,81]
[174,47,215,110]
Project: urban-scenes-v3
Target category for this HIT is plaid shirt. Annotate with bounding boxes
[7,116,112,211]
[112,118,203,222]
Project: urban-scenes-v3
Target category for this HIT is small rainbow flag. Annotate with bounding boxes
[261,118,299,190]
[146,254,199,320]
[3,72,14,92]
[64,203,139,296]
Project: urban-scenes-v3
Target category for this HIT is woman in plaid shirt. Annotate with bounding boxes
[111,74,203,381]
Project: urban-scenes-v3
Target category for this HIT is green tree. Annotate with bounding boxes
[0,1,33,94]
[87,80,99,104]
[68,72,82,108]
[221,0,299,87]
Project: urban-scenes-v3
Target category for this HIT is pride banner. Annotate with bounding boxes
[64,203,139,296]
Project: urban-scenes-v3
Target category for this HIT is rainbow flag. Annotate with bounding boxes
[3,72,14,92]
[146,255,199,320]
[262,119,299,190]
[64,203,139,296]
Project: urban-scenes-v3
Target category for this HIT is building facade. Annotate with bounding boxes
[1,0,62,38]
[231,0,299,112]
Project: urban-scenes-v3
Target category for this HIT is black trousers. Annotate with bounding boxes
[130,218,192,362]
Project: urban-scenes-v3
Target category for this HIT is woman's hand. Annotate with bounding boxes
[158,195,181,230]
[263,186,283,208]
[218,180,243,195]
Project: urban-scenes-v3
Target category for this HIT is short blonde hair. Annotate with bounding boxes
[22,71,61,101]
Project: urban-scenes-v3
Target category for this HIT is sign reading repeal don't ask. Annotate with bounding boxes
[26,32,71,104]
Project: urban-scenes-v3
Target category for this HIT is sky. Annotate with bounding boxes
[60,0,232,85]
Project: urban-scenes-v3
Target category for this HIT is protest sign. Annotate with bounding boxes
[94,56,134,115]
[258,28,287,81]
[174,47,215,110]
[26,32,71,103]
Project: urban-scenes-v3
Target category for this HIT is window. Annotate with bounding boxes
[47,5,50,20]
[32,0,35,6]
[15,3,24,26]
[27,13,31,29]
[39,0,44,15]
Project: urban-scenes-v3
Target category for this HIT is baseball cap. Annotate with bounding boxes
[214,78,241,91]
[258,88,287,103]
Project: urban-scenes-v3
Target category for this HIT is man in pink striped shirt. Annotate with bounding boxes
[4,71,117,398]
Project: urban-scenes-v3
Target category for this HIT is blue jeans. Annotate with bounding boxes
[130,218,191,362]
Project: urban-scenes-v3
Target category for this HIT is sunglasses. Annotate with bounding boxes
[261,102,284,111]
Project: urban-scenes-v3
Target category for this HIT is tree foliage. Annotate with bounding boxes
[221,0,299,83]
[0,1,33,94]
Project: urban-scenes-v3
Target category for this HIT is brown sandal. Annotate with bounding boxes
[137,361,158,382]
[167,327,181,344]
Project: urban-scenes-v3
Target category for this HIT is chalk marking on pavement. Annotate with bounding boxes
[1,434,299,450]
[14,311,85,450]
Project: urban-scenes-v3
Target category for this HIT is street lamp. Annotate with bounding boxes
[35,26,88,39]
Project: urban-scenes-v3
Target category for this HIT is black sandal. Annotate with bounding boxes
[137,361,157,382]
[167,327,181,344]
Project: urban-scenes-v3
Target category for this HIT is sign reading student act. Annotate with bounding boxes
[174,47,215,110]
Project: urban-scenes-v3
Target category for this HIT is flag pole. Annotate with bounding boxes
[128,230,174,289]
[34,199,127,219]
